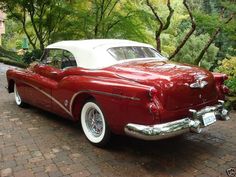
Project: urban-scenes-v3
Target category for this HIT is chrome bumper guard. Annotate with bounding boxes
[124,100,230,141]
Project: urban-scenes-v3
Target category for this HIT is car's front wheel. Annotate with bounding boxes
[81,101,111,147]
[14,84,26,107]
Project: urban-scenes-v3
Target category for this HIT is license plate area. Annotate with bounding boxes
[202,112,216,126]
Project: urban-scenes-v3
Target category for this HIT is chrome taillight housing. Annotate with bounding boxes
[221,85,230,94]
[147,87,160,117]
[148,103,159,114]
[149,87,157,97]
[222,74,228,81]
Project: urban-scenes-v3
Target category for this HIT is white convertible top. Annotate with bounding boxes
[46,39,158,69]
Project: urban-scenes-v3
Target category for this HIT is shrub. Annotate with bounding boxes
[217,57,236,109]
[217,57,236,95]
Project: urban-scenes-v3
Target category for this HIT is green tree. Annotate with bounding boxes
[146,0,174,52]
[143,0,196,58]
[0,0,72,50]
[174,32,219,70]
[193,0,236,65]
[70,0,144,39]
[2,19,23,50]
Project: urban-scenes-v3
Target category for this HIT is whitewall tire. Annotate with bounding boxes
[14,84,26,107]
[81,101,111,147]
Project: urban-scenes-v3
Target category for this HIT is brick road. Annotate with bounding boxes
[0,63,235,177]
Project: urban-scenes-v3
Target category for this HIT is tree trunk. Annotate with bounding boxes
[195,28,220,65]
[155,31,161,52]
[169,0,196,60]
[22,24,37,50]
[169,25,195,60]
[146,0,174,53]
[195,14,234,65]
[28,11,45,50]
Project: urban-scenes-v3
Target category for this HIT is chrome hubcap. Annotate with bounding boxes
[85,108,103,137]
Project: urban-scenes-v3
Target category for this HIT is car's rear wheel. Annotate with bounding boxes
[14,84,26,107]
[81,101,111,147]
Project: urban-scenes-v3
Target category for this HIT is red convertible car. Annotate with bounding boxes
[6,39,230,146]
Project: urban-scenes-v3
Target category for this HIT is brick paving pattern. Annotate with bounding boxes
[0,63,235,177]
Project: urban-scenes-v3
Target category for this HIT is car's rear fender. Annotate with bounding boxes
[71,93,95,121]
[60,75,160,134]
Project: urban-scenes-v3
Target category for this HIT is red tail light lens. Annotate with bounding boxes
[148,103,159,115]
[221,85,230,94]
[223,74,228,81]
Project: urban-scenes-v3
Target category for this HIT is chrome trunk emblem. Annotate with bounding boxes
[190,74,208,89]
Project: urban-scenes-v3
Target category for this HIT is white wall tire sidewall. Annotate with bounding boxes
[81,102,106,144]
[14,84,22,106]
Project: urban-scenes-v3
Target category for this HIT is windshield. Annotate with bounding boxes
[107,46,165,61]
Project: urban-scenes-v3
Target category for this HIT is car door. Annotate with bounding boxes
[32,49,77,117]
[31,49,64,112]
[50,50,78,118]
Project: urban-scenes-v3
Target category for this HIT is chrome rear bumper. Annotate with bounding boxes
[124,100,230,141]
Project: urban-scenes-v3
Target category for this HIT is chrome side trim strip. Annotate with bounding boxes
[69,90,140,113]
[20,81,140,118]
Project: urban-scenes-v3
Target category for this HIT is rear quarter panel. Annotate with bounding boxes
[55,75,157,134]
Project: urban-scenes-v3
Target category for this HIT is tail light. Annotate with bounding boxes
[221,85,230,94]
[148,103,158,113]
[148,87,161,118]
[222,74,228,81]
[213,73,229,99]
[221,74,229,94]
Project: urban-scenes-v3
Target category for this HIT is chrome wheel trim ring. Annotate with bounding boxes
[85,107,103,137]
[81,102,106,143]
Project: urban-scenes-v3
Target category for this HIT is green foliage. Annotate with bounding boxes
[226,78,236,95]
[15,40,23,50]
[0,47,21,61]
[0,0,73,50]
[22,49,42,64]
[217,57,236,95]
[2,19,24,50]
[191,0,236,61]
[0,0,235,70]
[0,57,27,68]
[173,32,219,69]
[63,0,151,42]
[217,57,236,78]
[220,1,236,13]
[216,57,236,109]
[194,12,221,34]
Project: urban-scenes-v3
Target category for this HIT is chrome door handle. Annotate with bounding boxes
[50,71,58,75]
[50,71,57,74]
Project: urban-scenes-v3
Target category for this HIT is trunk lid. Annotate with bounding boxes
[106,59,218,111]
